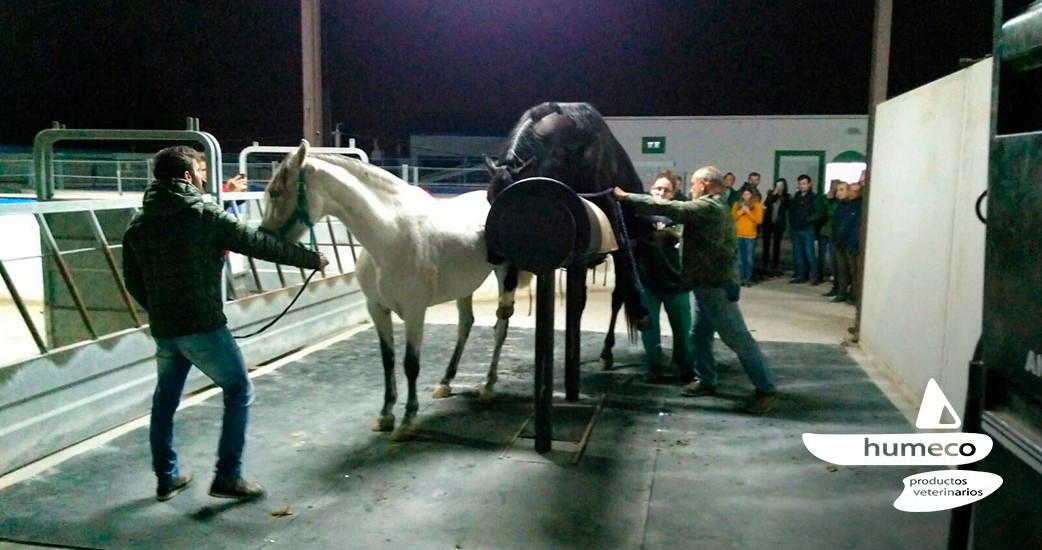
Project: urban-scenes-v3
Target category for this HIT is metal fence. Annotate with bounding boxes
[0,193,356,366]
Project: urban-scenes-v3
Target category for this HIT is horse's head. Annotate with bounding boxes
[259,139,324,241]
[484,155,535,203]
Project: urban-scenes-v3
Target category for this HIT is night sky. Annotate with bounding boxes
[1,1,992,153]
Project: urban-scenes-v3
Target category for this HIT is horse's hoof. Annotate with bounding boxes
[477,387,496,404]
[600,357,614,371]
[390,424,413,441]
[431,384,452,399]
[372,415,395,432]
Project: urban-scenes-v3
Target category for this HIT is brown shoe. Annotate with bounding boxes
[744,391,778,414]
[156,472,193,502]
[681,379,716,397]
[209,476,266,501]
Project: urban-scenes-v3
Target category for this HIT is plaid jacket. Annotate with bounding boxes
[122,179,322,337]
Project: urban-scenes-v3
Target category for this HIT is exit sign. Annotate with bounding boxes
[642,136,666,154]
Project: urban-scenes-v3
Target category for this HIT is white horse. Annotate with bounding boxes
[259,140,519,440]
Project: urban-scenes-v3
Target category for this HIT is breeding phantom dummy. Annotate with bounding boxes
[486,102,653,368]
[260,140,518,440]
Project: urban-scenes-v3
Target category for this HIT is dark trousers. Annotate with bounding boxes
[760,222,784,270]
[817,235,833,282]
[835,246,860,298]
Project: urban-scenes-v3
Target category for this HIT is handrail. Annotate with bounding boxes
[237,142,369,176]
[33,129,223,200]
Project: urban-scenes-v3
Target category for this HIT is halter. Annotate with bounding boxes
[273,167,317,251]
[237,167,319,340]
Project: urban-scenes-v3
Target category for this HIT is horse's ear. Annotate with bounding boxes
[288,139,310,173]
[483,155,498,174]
[513,156,536,175]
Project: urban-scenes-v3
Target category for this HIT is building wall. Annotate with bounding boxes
[604,115,868,189]
[860,58,991,416]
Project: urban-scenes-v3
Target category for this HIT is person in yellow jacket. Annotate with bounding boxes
[732,189,763,286]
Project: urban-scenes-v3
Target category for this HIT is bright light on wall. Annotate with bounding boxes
[825,162,867,184]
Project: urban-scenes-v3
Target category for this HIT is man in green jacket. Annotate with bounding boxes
[123,146,327,502]
[613,166,777,414]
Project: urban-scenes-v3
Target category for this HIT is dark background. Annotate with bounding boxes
[1,1,993,153]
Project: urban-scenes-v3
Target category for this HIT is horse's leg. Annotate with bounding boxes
[433,296,474,399]
[392,310,426,441]
[481,264,518,403]
[595,195,650,332]
[600,287,626,370]
[612,247,651,332]
[368,300,397,432]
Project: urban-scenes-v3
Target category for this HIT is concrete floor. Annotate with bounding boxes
[0,273,949,549]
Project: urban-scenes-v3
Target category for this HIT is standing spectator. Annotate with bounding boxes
[636,170,694,382]
[740,172,763,200]
[739,172,764,279]
[614,166,778,414]
[722,172,739,206]
[122,146,328,502]
[833,183,864,304]
[788,174,824,285]
[732,188,763,286]
[818,180,841,295]
[195,153,248,214]
[761,178,790,276]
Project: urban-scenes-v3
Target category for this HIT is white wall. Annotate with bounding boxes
[0,214,43,301]
[860,58,992,416]
[604,115,868,188]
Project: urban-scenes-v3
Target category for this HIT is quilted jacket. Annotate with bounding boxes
[122,178,322,337]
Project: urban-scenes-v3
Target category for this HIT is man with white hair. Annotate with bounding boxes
[614,166,778,414]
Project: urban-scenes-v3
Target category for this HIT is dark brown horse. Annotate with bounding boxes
[485,102,652,368]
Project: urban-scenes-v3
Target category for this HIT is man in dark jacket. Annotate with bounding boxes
[788,174,824,285]
[122,146,327,502]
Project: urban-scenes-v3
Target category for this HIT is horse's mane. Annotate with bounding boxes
[500,102,604,166]
[309,154,405,194]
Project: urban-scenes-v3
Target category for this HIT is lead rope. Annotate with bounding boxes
[234,168,320,339]
[577,188,645,295]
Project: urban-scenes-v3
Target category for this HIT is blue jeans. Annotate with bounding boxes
[150,326,255,483]
[791,229,818,281]
[690,286,776,393]
[737,237,755,283]
[640,289,694,378]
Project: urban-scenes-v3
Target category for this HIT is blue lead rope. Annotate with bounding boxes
[577,188,645,295]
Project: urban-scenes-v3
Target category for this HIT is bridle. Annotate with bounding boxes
[261,166,317,251]
[237,164,320,340]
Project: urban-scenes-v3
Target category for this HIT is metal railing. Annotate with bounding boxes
[0,194,356,365]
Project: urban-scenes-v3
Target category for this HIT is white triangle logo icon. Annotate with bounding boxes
[915,378,962,429]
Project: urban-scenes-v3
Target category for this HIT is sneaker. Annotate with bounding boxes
[809,279,821,286]
[209,476,266,501]
[788,277,807,284]
[744,391,778,414]
[156,473,193,502]
[680,379,717,397]
[830,295,846,303]
[822,288,838,297]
